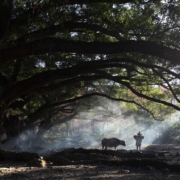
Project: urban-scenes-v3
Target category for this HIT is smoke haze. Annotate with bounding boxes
[1,99,178,155]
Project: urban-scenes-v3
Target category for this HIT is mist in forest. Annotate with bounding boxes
[1,100,177,155]
[45,117,172,152]
[40,100,176,153]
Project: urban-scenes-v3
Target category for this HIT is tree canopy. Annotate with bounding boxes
[1,0,180,139]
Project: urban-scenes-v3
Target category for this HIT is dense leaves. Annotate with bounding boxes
[0,0,180,140]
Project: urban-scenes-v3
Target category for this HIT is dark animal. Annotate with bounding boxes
[102,138,126,150]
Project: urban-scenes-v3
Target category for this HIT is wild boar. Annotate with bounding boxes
[102,137,126,150]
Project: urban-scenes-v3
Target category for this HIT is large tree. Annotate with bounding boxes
[0,0,180,142]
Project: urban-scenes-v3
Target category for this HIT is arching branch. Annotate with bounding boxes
[1,38,180,64]
[12,22,125,45]
[152,68,180,103]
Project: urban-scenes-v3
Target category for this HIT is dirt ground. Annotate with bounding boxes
[0,144,180,180]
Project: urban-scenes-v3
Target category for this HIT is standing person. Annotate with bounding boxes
[133,132,144,151]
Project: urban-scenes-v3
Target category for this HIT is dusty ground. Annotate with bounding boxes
[0,164,179,180]
[0,144,180,180]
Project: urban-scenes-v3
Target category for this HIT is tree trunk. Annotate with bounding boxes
[2,115,24,149]
[32,121,54,145]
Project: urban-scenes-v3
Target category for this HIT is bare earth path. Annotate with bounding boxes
[0,164,180,180]
[0,144,180,180]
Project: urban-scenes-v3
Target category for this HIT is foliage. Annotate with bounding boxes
[0,0,180,138]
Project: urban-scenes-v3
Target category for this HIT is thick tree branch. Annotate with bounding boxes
[10,60,22,83]
[153,68,180,103]
[113,78,180,111]
[0,1,12,41]
[12,22,125,44]
[37,92,164,120]
[0,57,179,125]
[2,58,180,105]
[33,70,180,113]
[0,60,145,104]
[0,72,8,89]
[1,38,180,64]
